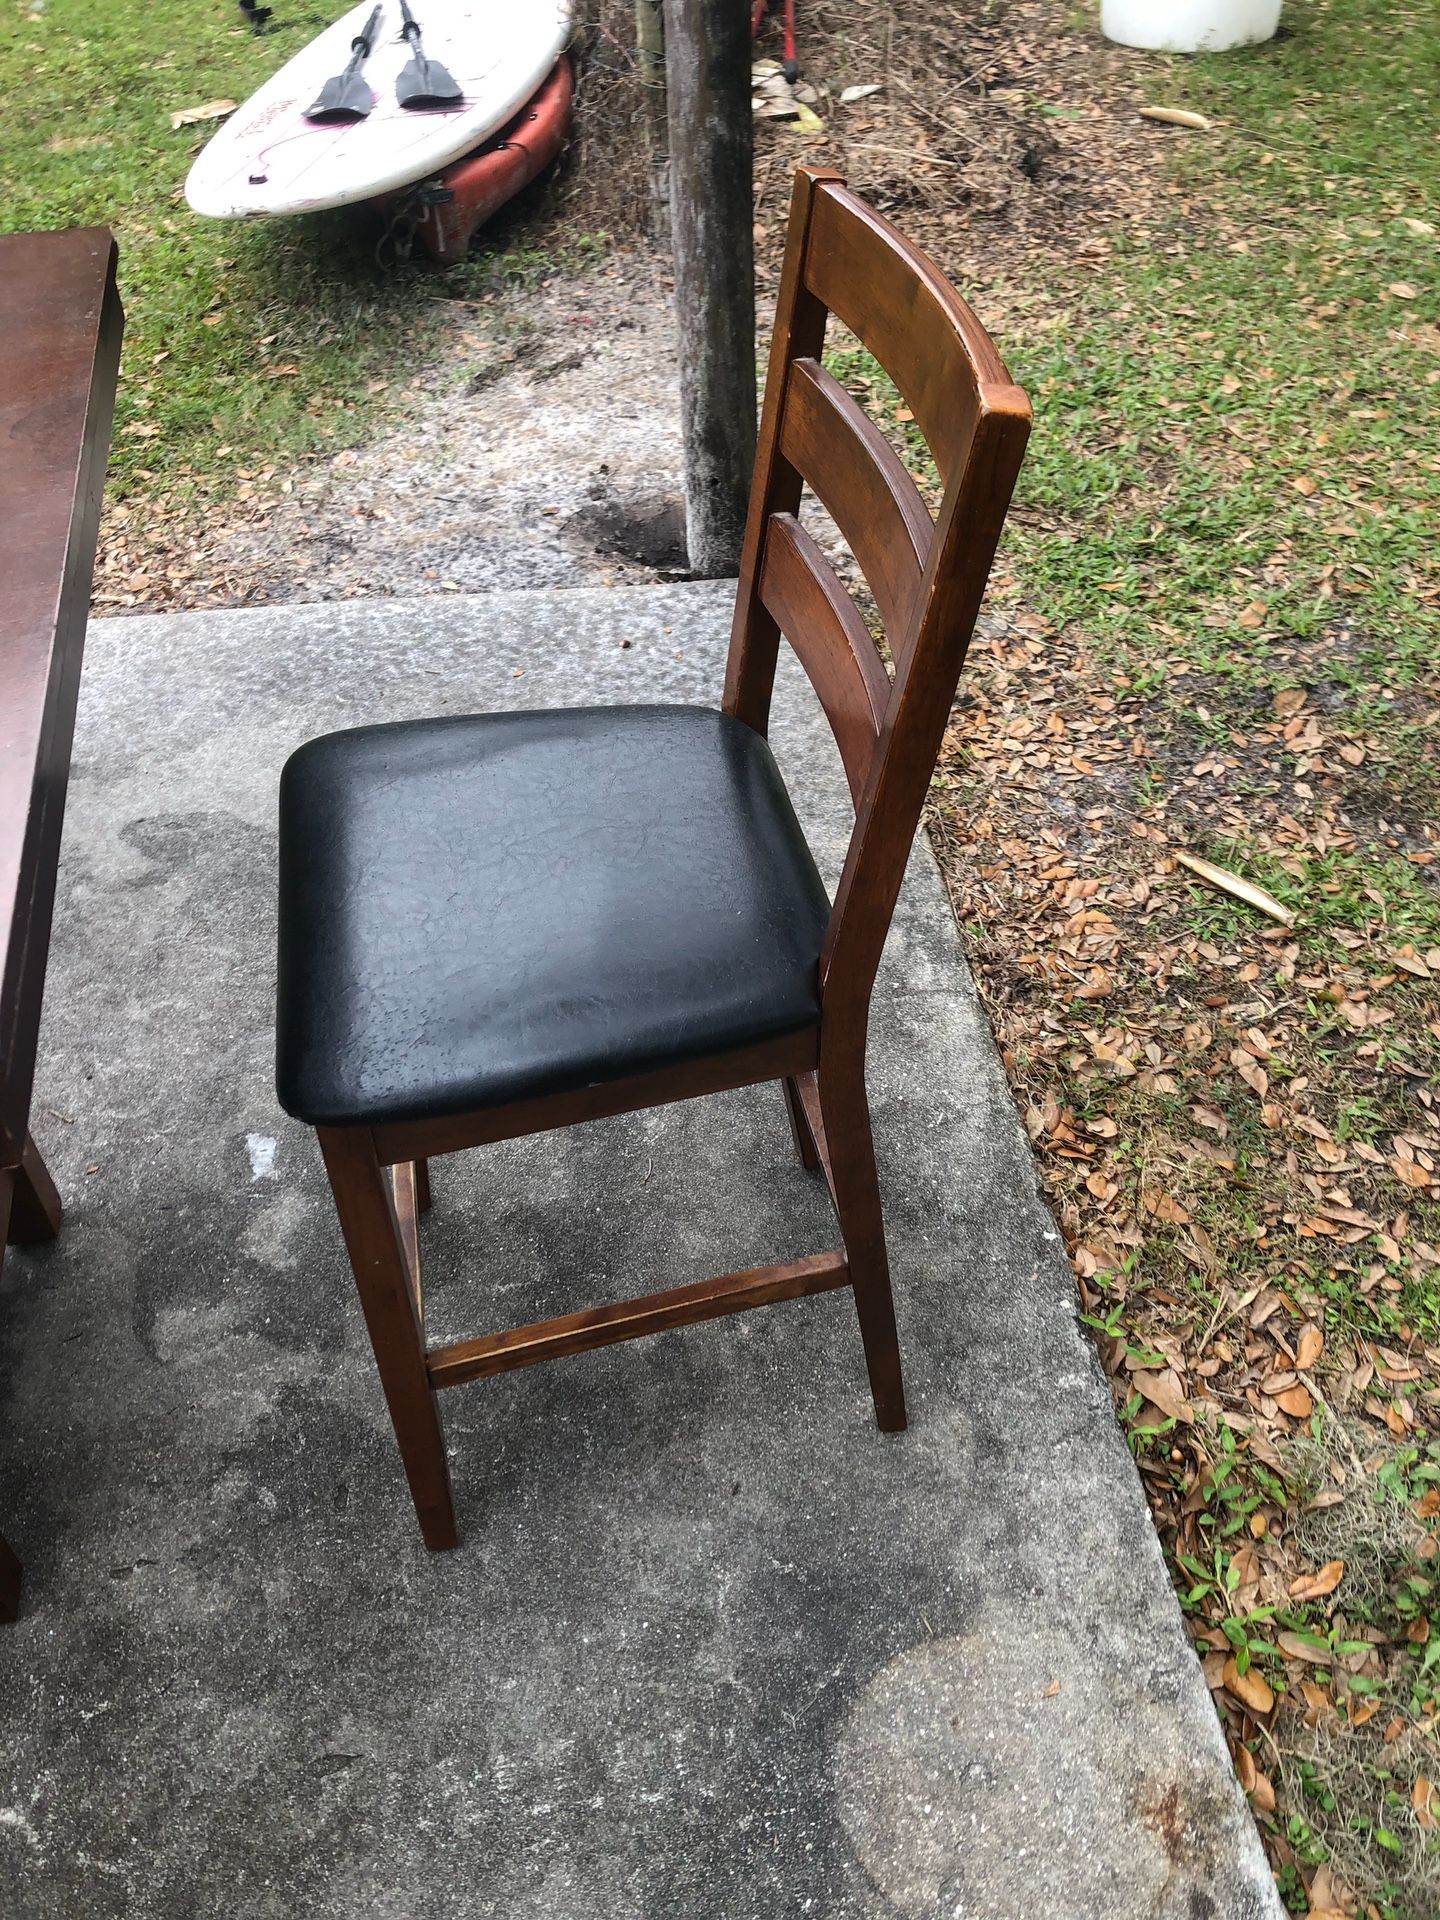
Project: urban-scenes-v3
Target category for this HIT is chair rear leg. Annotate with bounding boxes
[780,1075,821,1171]
[390,1161,424,1317]
[318,1126,457,1550]
[415,1158,432,1214]
[818,1052,907,1432]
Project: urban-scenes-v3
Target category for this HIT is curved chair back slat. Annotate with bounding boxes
[779,357,931,656]
[757,512,888,805]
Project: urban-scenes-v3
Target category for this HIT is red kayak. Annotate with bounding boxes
[375,54,573,266]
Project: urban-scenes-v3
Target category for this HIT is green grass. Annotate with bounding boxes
[1009,0,1440,691]
[0,0,578,502]
[1013,10,1440,1912]
[869,6,1440,1914]
[832,5,1440,727]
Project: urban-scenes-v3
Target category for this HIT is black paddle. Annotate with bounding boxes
[305,4,384,123]
[395,0,462,110]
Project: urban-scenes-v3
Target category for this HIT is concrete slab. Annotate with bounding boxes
[0,583,1281,1920]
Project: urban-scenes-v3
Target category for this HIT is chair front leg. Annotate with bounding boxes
[817,1046,907,1433]
[318,1126,457,1550]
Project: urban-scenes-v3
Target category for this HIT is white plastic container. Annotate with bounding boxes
[1101,0,1281,51]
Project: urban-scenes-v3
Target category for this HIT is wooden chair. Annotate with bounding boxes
[274,166,1031,1548]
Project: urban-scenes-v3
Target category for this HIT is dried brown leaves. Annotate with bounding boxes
[929,597,1439,1914]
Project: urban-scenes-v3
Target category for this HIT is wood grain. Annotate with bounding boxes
[428,1252,850,1390]
[319,1126,456,1551]
[779,356,932,653]
[780,1074,821,1172]
[758,512,889,804]
[664,0,755,572]
[6,1133,62,1247]
[803,183,1019,482]
[0,230,123,1167]
[370,1029,820,1167]
[724,164,841,736]
[391,1160,423,1318]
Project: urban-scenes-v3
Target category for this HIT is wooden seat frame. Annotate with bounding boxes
[312,167,1031,1549]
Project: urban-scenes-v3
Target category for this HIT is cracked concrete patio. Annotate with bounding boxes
[0,580,1281,1919]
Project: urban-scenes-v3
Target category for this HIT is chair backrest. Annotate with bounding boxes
[723,167,1031,1025]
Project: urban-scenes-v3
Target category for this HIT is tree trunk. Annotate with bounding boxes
[664,0,756,577]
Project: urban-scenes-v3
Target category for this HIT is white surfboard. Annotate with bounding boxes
[185,0,571,219]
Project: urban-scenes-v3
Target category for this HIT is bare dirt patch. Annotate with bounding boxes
[97,257,685,611]
[749,0,1161,279]
[96,0,1167,615]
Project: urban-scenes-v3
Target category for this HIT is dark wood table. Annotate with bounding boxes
[1,228,123,1621]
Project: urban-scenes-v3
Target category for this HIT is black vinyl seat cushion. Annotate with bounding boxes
[276,704,832,1128]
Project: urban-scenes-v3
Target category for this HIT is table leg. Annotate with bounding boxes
[0,1167,15,1620]
[6,1133,61,1245]
[0,1174,20,1621]
[0,1530,20,1622]
[0,1139,56,1624]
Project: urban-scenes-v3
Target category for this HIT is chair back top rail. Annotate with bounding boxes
[804,184,1015,480]
[0,228,123,1162]
[725,168,1031,1021]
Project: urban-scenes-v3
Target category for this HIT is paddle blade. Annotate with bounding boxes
[305,71,375,122]
[396,50,462,110]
